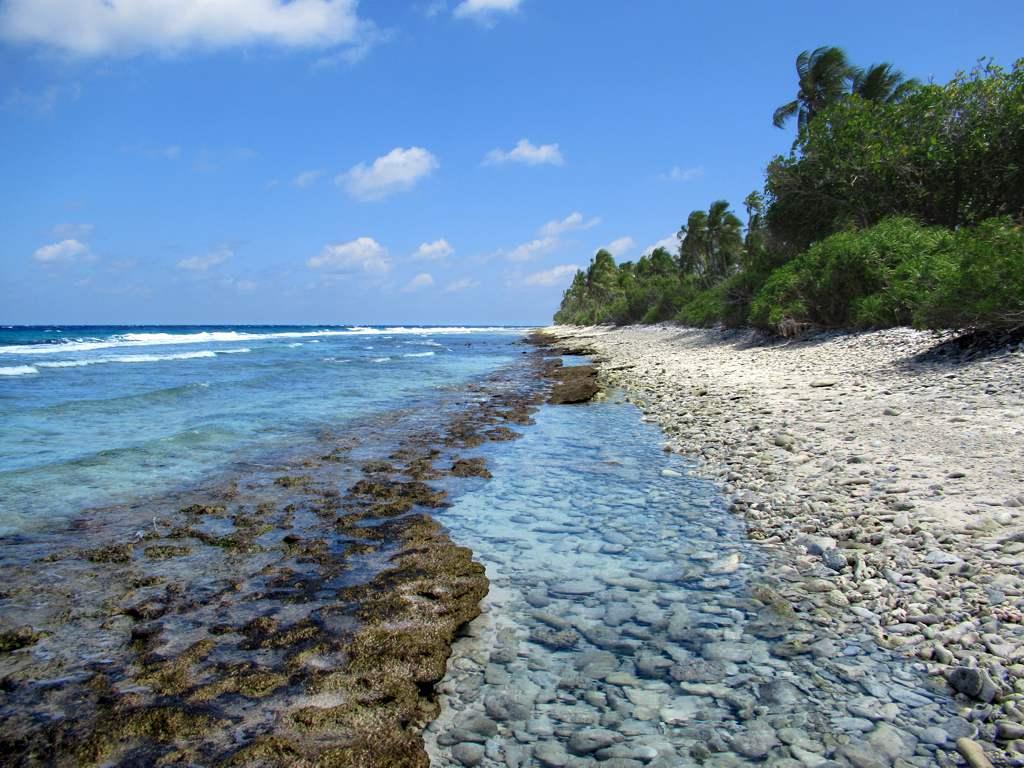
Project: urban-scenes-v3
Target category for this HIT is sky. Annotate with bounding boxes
[1,0,1021,326]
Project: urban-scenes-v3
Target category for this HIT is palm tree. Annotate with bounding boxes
[705,200,744,283]
[852,62,919,103]
[773,46,853,131]
[677,210,709,276]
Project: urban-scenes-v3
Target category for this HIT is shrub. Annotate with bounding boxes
[916,217,1024,330]
[749,217,954,331]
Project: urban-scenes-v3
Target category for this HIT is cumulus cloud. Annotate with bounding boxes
[643,234,678,256]
[293,169,324,188]
[33,238,89,264]
[403,272,434,292]
[484,138,563,167]
[0,0,367,56]
[539,211,600,237]
[308,237,390,272]
[605,236,635,257]
[507,236,557,262]
[524,264,579,287]
[338,146,439,201]
[444,277,479,293]
[177,247,232,271]
[664,165,704,182]
[453,0,521,23]
[412,239,454,261]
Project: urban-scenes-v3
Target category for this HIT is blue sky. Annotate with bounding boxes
[1,0,1021,326]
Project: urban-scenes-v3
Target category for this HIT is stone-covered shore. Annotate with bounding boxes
[542,324,1024,767]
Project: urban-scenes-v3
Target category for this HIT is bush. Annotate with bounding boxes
[676,285,727,327]
[916,217,1024,330]
[749,217,954,331]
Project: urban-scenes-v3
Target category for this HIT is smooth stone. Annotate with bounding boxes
[956,737,994,768]
[730,721,779,759]
[948,666,1000,703]
[451,742,485,767]
[549,579,602,596]
[534,742,570,768]
[568,728,623,755]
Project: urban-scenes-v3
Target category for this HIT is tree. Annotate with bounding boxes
[852,62,919,103]
[678,202,744,286]
[678,210,709,275]
[773,46,853,132]
[705,200,744,284]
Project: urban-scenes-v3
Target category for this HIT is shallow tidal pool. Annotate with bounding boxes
[427,390,968,768]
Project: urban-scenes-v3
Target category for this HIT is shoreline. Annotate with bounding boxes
[543,323,1024,765]
[0,344,560,766]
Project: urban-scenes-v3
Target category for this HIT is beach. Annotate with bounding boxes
[538,323,1024,765]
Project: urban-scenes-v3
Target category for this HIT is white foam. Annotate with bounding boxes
[372,357,391,363]
[287,343,304,348]
[0,326,526,356]
[36,350,221,368]
[219,347,251,354]
[403,351,436,358]
[0,365,38,376]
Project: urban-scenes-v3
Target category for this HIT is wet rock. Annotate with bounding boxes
[867,722,917,761]
[948,666,1000,702]
[957,737,994,768]
[451,458,492,479]
[451,742,485,766]
[548,365,600,405]
[568,728,623,755]
[534,741,570,767]
[484,692,532,722]
[730,721,779,759]
[0,626,43,653]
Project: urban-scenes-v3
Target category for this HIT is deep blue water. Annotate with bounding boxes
[0,325,525,534]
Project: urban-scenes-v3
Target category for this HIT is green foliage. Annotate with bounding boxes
[767,59,1024,251]
[554,53,1024,336]
[916,217,1024,330]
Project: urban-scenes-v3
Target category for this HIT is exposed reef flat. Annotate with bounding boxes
[541,323,1024,765]
[0,348,564,767]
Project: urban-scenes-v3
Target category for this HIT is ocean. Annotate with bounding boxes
[0,325,525,536]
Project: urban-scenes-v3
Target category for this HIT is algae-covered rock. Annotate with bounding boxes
[0,625,43,653]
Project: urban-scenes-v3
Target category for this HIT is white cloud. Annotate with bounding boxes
[0,0,367,56]
[403,272,434,292]
[177,247,232,272]
[507,236,557,262]
[308,237,390,272]
[484,138,563,167]
[664,165,704,182]
[643,234,678,256]
[605,236,635,258]
[339,146,439,201]
[454,0,521,23]
[33,238,89,263]
[539,211,600,237]
[412,239,454,261]
[524,264,579,287]
[293,169,324,188]
[444,277,479,293]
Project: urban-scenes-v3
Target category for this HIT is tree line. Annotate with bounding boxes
[555,49,1024,333]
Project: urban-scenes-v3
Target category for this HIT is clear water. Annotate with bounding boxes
[0,325,524,535]
[428,393,967,767]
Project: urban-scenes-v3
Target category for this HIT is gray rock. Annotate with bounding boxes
[451,742,485,767]
[730,721,779,759]
[534,741,570,767]
[821,547,848,571]
[867,722,917,760]
[568,728,623,754]
[948,666,1000,703]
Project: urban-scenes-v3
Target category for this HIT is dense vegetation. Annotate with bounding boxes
[555,51,1024,334]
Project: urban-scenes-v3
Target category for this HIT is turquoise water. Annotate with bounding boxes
[0,325,524,535]
[428,394,965,766]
